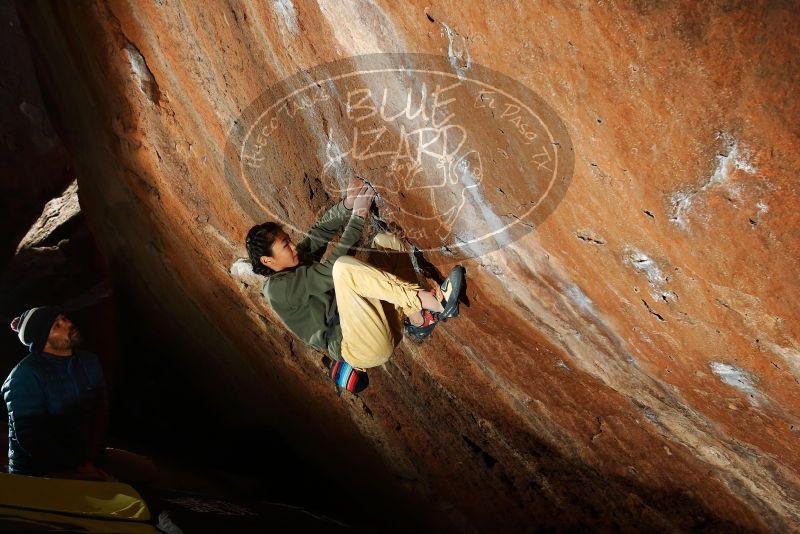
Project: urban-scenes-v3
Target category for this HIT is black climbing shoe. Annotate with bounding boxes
[433,265,465,321]
[404,308,439,341]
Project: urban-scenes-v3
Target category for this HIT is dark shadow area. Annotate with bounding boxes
[0,1,73,266]
[105,281,436,533]
[108,284,338,508]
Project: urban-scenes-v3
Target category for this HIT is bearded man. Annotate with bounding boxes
[2,306,111,479]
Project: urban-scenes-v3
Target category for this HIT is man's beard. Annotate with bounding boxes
[52,330,81,350]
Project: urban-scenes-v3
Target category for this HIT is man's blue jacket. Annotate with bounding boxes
[2,350,107,475]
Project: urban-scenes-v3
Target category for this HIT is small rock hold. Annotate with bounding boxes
[576,230,606,245]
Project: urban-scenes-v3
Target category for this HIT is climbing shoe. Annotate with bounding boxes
[433,265,465,321]
[324,355,369,393]
[404,306,439,341]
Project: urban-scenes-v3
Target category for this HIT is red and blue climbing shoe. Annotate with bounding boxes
[404,305,439,341]
[433,265,466,321]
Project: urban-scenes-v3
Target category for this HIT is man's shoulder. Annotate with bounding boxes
[2,353,40,391]
[10,353,41,375]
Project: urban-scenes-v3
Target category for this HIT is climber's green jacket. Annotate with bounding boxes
[262,200,365,361]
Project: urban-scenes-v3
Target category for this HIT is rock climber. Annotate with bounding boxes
[3,306,155,482]
[245,176,465,371]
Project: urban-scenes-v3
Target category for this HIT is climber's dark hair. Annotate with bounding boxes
[246,222,284,276]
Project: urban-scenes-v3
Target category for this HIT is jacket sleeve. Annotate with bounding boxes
[277,214,366,299]
[3,365,71,469]
[296,200,354,262]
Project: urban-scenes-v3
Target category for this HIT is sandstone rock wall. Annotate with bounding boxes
[16,1,800,530]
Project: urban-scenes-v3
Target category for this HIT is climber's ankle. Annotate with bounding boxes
[417,289,444,313]
[406,309,424,326]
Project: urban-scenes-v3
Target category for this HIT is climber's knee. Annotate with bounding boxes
[342,341,395,369]
[371,232,392,249]
[371,232,406,252]
[332,255,359,280]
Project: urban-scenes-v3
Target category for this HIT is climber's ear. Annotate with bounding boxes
[259,255,272,266]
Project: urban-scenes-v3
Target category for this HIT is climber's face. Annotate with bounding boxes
[261,230,299,272]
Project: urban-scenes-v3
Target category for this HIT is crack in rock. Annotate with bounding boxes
[124,41,161,105]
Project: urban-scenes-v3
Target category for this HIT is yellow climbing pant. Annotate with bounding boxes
[333,232,424,369]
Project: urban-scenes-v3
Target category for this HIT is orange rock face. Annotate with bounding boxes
[17,1,800,530]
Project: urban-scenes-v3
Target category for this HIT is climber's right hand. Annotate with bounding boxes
[352,183,376,218]
[343,175,366,210]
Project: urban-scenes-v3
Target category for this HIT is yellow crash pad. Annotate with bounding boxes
[0,473,150,521]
